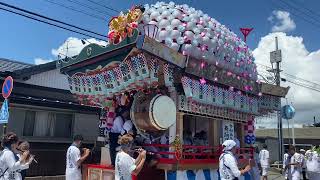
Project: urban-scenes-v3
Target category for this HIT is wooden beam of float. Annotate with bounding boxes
[261,83,290,97]
[136,35,187,68]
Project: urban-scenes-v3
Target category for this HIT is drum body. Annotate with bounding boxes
[131,92,176,134]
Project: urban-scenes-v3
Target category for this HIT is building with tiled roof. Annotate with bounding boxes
[0,58,33,72]
[0,58,100,176]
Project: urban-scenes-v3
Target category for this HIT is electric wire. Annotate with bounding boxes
[43,0,106,22]
[0,1,107,38]
[65,0,114,17]
[86,0,120,13]
[0,6,106,41]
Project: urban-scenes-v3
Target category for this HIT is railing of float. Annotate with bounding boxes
[142,144,254,164]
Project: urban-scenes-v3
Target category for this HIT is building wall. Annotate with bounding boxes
[24,69,69,90]
[2,106,99,141]
[74,113,99,141]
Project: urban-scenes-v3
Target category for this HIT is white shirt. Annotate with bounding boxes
[219,151,241,180]
[112,116,124,133]
[66,145,81,180]
[16,154,30,179]
[0,148,28,180]
[115,151,136,180]
[300,154,306,169]
[305,150,320,173]
[286,152,303,179]
[259,149,270,168]
[121,120,133,135]
[283,153,289,168]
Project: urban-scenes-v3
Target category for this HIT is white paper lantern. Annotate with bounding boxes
[170,42,179,50]
[159,19,170,28]
[184,30,194,41]
[172,10,183,19]
[182,44,193,54]
[150,11,160,20]
[171,30,181,39]
[159,30,169,41]
[171,19,182,27]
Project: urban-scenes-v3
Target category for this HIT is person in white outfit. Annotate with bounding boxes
[284,145,303,180]
[305,146,320,180]
[65,135,90,180]
[219,140,251,180]
[299,149,307,180]
[0,132,33,180]
[115,133,146,180]
[259,144,270,180]
[121,119,133,135]
[283,150,289,180]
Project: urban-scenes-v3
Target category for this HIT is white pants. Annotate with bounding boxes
[66,168,82,180]
[307,172,320,180]
[288,171,301,180]
[261,167,269,176]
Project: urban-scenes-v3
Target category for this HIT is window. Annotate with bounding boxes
[23,110,73,138]
[23,111,36,136]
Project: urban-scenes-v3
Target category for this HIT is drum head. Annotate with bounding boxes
[150,95,176,129]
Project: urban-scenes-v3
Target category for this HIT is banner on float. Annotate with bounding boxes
[222,121,234,141]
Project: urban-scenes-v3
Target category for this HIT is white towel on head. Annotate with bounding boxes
[222,140,236,151]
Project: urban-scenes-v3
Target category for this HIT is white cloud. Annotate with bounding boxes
[253,32,320,128]
[34,37,108,64]
[268,10,296,32]
[34,58,53,65]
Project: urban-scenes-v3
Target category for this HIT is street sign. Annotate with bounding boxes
[2,76,13,99]
[0,99,9,124]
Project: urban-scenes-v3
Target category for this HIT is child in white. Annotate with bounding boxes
[259,144,270,179]
[305,148,320,180]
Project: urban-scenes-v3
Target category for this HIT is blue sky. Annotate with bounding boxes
[0,0,319,64]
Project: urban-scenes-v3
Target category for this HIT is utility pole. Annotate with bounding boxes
[269,37,283,162]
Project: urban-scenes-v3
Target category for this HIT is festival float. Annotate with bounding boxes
[57,2,289,180]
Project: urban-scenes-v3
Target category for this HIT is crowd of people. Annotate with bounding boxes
[218,140,320,180]
[282,145,320,180]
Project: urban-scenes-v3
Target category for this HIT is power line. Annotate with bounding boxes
[86,0,120,13]
[0,6,106,41]
[278,0,320,25]
[65,0,114,17]
[289,0,320,18]
[256,63,320,87]
[43,0,106,22]
[0,1,106,38]
[286,79,320,93]
[270,0,320,30]
[256,63,320,93]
